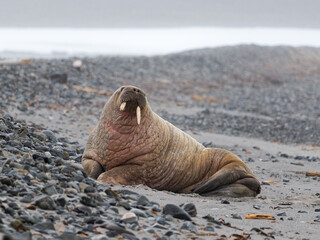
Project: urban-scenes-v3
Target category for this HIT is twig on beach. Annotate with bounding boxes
[306,171,320,177]
[245,214,275,220]
[73,85,112,96]
[0,58,32,65]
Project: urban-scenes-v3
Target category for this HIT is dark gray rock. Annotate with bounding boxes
[163,204,192,221]
[183,203,197,217]
[106,223,135,236]
[49,72,68,84]
[136,195,150,206]
[42,185,58,195]
[35,195,57,210]
[58,232,77,240]
[33,221,55,232]
[80,196,97,207]
[180,222,197,233]
[42,130,57,143]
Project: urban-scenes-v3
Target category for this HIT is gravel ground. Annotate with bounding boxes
[0,45,320,239]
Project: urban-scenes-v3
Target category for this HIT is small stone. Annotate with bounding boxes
[33,221,55,232]
[156,216,168,225]
[106,223,135,236]
[10,219,25,231]
[8,202,20,210]
[147,228,155,234]
[37,172,51,181]
[65,188,78,194]
[122,233,139,240]
[183,203,197,217]
[118,201,131,210]
[180,222,197,233]
[231,213,242,219]
[55,196,67,207]
[49,72,68,84]
[152,223,168,230]
[91,235,108,240]
[121,212,138,224]
[203,215,221,225]
[42,130,57,143]
[253,204,261,210]
[203,225,215,232]
[20,195,33,203]
[9,161,24,169]
[315,209,320,212]
[152,206,161,212]
[0,177,14,186]
[84,186,96,193]
[130,208,147,218]
[277,212,287,216]
[43,184,58,195]
[298,210,307,213]
[137,195,150,206]
[35,195,57,210]
[163,204,192,221]
[73,60,82,69]
[106,231,119,237]
[221,199,230,204]
[74,205,92,215]
[59,232,77,240]
[68,181,80,192]
[80,196,97,207]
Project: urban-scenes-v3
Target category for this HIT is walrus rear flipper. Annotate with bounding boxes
[200,183,258,197]
[191,162,261,197]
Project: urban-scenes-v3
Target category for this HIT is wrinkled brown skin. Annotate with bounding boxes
[82,86,261,197]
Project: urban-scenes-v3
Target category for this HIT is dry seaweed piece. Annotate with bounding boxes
[306,171,320,177]
[245,214,275,220]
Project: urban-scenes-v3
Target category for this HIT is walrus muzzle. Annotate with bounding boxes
[117,86,146,125]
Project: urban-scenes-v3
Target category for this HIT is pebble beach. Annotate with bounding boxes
[1,45,320,239]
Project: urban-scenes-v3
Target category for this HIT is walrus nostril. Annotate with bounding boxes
[132,88,141,93]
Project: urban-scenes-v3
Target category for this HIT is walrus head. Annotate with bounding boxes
[103,85,148,128]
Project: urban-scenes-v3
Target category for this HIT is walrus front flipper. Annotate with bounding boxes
[82,158,104,179]
[97,165,143,186]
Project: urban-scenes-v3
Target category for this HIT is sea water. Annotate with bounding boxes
[0,27,319,57]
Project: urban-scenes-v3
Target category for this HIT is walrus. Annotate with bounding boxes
[82,85,261,197]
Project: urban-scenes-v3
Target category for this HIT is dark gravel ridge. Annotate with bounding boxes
[1,45,320,145]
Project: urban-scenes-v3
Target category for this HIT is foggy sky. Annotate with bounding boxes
[0,0,319,28]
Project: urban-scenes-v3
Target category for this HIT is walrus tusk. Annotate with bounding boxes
[120,102,126,111]
[136,106,141,125]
